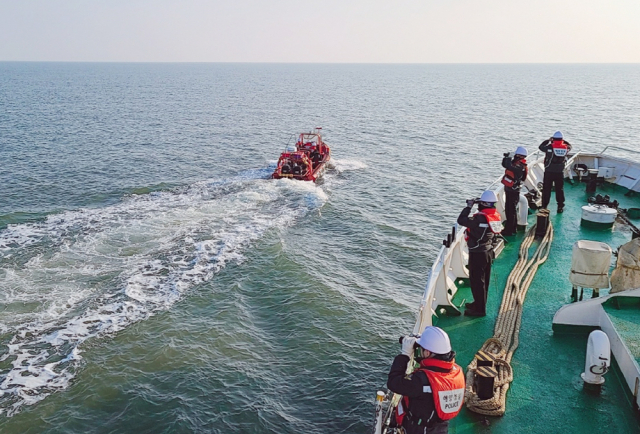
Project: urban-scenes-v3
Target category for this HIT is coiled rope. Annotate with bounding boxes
[464,217,554,416]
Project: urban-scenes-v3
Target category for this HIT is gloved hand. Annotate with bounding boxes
[401,336,417,356]
[503,152,510,158]
[466,199,476,208]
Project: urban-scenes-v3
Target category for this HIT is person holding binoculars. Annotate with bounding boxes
[457,190,503,316]
[500,146,529,236]
[387,327,464,434]
[539,131,572,213]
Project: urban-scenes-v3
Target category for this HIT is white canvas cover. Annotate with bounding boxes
[610,238,640,293]
[569,240,612,289]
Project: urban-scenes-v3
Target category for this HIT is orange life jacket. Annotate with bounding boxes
[395,358,465,426]
[464,208,503,243]
[478,208,503,233]
[420,358,465,420]
[501,159,528,189]
[551,139,568,157]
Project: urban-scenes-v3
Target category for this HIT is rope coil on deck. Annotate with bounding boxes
[465,218,554,416]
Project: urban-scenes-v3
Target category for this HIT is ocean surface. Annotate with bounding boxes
[1,63,639,433]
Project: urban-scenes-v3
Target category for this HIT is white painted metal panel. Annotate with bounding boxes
[618,167,640,190]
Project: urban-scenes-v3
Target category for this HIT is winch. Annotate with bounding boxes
[581,194,618,228]
[581,205,617,227]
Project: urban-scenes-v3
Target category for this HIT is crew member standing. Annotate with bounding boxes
[539,131,572,212]
[457,190,502,316]
[388,327,465,434]
[501,147,529,236]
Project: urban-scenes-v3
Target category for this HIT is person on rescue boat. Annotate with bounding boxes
[539,131,572,213]
[457,190,503,317]
[500,146,529,236]
[387,326,465,434]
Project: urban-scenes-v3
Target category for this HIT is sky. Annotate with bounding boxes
[1,0,639,63]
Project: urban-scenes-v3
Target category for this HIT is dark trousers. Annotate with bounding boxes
[403,419,449,434]
[541,171,565,209]
[504,189,520,234]
[468,250,493,313]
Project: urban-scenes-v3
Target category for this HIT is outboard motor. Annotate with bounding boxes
[281,163,291,174]
[292,164,302,175]
[581,330,610,394]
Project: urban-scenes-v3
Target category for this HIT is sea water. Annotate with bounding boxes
[1,63,639,433]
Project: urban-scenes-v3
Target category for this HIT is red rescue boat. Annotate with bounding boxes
[272,128,331,182]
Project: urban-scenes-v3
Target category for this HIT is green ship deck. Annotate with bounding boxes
[434,181,640,433]
[604,298,640,366]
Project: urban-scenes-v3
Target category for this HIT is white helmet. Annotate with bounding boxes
[552,131,563,139]
[514,146,528,157]
[479,190,498,203]
[417,326,451,354]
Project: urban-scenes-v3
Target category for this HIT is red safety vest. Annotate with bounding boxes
[464,208,503,243]
[395,358,465,426]
[551,139,568,157]
[501,159,528,189]
[477,208,503,233]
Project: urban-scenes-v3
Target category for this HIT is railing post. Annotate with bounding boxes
[374,391,385,434]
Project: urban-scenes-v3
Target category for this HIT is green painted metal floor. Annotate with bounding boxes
[604,298,640,365]
[434,182,640,433]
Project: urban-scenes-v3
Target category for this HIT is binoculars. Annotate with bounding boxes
[399,335,420,349]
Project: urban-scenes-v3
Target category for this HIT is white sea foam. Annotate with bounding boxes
[0,174,327,415]
[330,159,368,174]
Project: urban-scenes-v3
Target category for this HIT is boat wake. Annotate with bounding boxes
[330,158,368,174]
[0,172,327,416]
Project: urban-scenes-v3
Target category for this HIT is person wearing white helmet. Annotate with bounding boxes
[457,190,503,316]
[538,131,573,212]
[388,327,465,434]
[501,146,529,236]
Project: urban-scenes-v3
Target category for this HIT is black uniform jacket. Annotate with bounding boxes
[538,139,572,173]
[501,157,528,192]
[387,354,439,425]
[457,206,495,252]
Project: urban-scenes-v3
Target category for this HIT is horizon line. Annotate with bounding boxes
[1,60,640,65]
